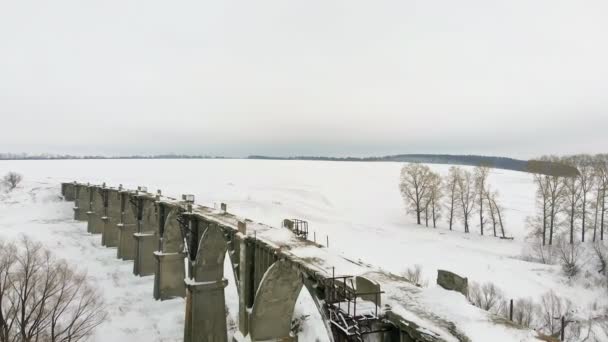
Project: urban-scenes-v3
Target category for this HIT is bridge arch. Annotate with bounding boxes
[249,260,333,341]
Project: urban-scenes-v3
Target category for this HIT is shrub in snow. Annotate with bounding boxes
[2,171,22,191]
[522,237,556,265]
[403,264,427,287]
[468,281,505,314]
[511,298,539,328]
[557,239,582,278]
[538,290,573,337]
[0,236,107,342]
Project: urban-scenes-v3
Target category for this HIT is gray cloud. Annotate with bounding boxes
[1,0,607,158]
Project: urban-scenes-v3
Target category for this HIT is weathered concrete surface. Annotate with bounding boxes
[74,184,90,221]
[249,260,302,342]
[102,189,121,247]
[356,276,382,306]
[61,182,76,201]
[437,270,468,296]
[154,208,186,300]
[117,191,137,260]
[184,224,228,342]
[87,187,105,234]
[134,196,158,276]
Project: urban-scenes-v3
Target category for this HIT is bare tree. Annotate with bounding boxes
[593,155,608,241]
[444,166,462,231]
[423,172,442,228]
[561,156,582,244]
[486,189,506,238]
[474,166,490,236]
[457,169,475,233]
[400,164,435,225]
[576,155,596,242]
[0,237,107,342]
[2,172,22,191]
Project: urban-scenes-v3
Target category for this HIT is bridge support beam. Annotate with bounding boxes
[87,187,104,234]
[184,279,228,342]
[133,233,156,276]
[117,191,137,260]
[101,189,121,247]
[61,182,76,201]
[153,252,185,300]
[236,237,254,339]
[133,197,157,276]
[154,209,186,300]
[74,185,90,221]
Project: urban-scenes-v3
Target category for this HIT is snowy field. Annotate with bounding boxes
[0,159,604,341]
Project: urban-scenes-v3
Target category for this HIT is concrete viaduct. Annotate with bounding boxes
[60,182,521,342]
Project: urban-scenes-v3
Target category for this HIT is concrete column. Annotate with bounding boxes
[102,188,121,247]
[134,196,158,276]
[235,224,254,340]
[184,223,228,342]
[185,279,228,342]
[153,208,186,300]
[74,184,90,221]
[61,182,76,201]
[117,191,137,260]
[87,186,105,235]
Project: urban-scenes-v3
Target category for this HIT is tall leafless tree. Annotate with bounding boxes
[444,166,462,231]
[424,172,442,228]
[593,155,608,241]
[561,156,582,244]
[400,163,434,225]
[457,169,475,233]
[576,155,596,242]
[474,166,490,236]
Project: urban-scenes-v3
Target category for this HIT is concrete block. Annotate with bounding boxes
[74,185,90,221]
[87,188,105,234]
[437,269,468,296]
[102,190,121,247]
[356,276,382,307]
[117,223,136,260]
[133,233,156,276]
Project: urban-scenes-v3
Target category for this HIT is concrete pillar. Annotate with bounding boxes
[185,278,228,342]
[154,208,186,300]
[184,223,228,342]
[61,182,76,201]
[102,188,121,247]
[74,184,90,221]
[117,190,137,260]
[87,186,105,235]
[133,195,158,276]
[234,223,254,340]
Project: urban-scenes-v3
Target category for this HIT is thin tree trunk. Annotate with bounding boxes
[496,202,506,238]
[582,193,587,242]
[479,190,484,236]
[594,189,600,242]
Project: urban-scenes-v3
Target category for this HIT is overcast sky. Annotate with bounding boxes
[1,0,607,158]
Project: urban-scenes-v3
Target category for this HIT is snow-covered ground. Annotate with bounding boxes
[0,159,604,341]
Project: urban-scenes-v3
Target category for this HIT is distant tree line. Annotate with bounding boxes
[249,154,578,176]
[399,163,507,237]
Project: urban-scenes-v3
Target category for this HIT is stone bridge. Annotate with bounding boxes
[60,182,526,342]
